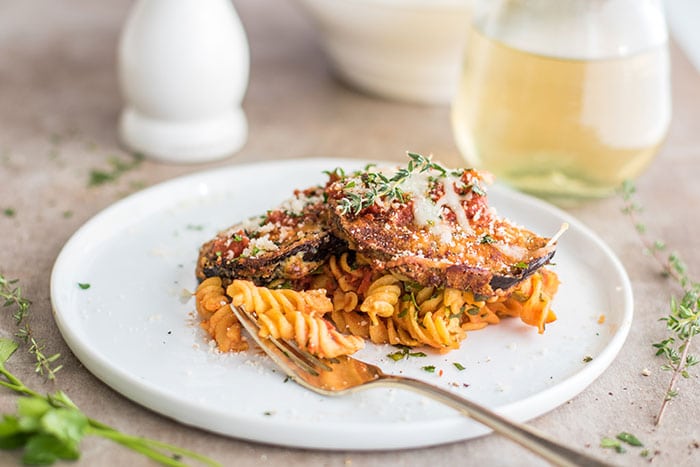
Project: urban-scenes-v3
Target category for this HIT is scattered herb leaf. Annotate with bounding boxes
[386,346,427,362]
[616,432,643,447]
[77,283,90,290]
[88,153,144,187]
[600,437,625,453]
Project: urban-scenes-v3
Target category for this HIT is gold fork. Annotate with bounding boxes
[231,304,610,467]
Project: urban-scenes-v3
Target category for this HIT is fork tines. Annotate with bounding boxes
[231,304,332,377]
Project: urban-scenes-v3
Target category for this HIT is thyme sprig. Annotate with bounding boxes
[620,181,700,425]
[337,152,447,215]
[1,275,62,380]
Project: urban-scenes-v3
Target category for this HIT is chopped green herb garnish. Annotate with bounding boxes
[387,346,426,361]
[77,283,90,290]
[514,261,529,270]
[469,181,486,196]
[88,153,144,187]
[479,234,495,244]
[422,365,436,373]
[583,355,593,363]
[600,437,625,453]
[3,208,15,218]
[453,362,466,371]
[616,432,643,447]
[337,152,446,216]
[231,234,243,242]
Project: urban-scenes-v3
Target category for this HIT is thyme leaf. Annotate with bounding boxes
[336,152,446,215]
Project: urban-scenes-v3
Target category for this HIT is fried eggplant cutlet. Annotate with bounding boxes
[324,154,560,297]
[196,186,345,286]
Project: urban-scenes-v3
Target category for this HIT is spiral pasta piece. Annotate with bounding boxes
[328,253,369,293]
[227,280,362,358]
[195,277,248,352]
[360,274,401,324]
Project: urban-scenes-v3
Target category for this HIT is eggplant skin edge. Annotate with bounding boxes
[488,250,556,292]
[196,232,346,285]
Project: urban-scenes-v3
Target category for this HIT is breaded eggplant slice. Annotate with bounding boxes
[325,155,560,297]
[197,186,345,286]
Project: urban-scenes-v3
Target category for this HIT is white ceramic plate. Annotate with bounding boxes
[50,158,633,450]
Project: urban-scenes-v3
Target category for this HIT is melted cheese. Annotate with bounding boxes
[399,171,475,239]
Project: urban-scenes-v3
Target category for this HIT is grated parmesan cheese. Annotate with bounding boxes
[242,234,278,257]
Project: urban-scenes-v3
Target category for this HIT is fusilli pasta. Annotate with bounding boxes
[227,280,363,358]
[195,277,248,352]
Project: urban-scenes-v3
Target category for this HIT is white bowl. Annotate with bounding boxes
[296,0,472,105]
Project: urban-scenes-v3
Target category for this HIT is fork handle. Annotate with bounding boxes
[379,376,610,467]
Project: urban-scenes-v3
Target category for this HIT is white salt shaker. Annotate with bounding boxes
[118,0,249,164]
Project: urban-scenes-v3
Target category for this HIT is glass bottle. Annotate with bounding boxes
[451,0,670,202]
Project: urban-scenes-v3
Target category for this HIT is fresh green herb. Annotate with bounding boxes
[0,339,219,466]
[582,356,593,363]
[3,208,15,218]
[600,437,626,453]
[616,432,643,447]
[466,306,480,316]
[387,346,427,362]
[479,234,495,244]
[62,210,73,219]
[640,449,649,458]
[77,283,90,290]
[468,180,486,196]
[453,362,466,371]
[88,152,144,187]
[448,305,464,320]
[337,152,447,216]
[421,365,436,373]
[513,261,528,270]
[401,290,419,310]
[621,181,700,425]
[249,246,261,257]
[0,274,62,380]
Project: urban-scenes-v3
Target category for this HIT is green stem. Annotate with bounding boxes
[1,365,220,467]
[655,322,696,426]
[86,425,221,467]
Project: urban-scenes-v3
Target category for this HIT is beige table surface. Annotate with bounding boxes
[1,1,699,466]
